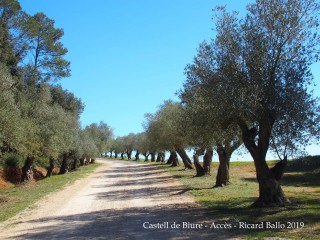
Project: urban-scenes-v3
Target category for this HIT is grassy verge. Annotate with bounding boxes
[0,163,101,222]
[149,160,320,239]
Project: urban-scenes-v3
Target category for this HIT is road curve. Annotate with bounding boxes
[0,159,230,239]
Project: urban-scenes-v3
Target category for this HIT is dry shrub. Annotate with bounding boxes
[33,167,47,181]
[0,168,11,188]
[52,167,60,175]
[5,166,22,184]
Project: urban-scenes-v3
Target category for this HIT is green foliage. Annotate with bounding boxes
[50,85,84,117]
[0,2,113,178]
[23,12,70,84]
[0,63,26,154]
[144,100,188,151]
[0,0,27,75]
[81,121,114,158]
[1,153,24,168]
[80,130,99,158]
[181,0,320,160]
[34,156,50,169]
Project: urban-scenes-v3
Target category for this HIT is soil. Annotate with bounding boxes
[0,159,231,239]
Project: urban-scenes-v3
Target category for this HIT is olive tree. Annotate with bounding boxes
[181,0,320,206]
[82,121,113,157]
[144,101,193,169]
[181,42,242,185]
[0,63,23,154]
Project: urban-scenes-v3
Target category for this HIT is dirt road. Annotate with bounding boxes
[0,159,230,239]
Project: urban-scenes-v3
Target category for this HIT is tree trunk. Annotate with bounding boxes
[166,152,173,164]
[59,153,69,174]
[176,147,193,169]
[143,153,150,162]
[170,151,179,167]
[46,157,55,177]
[240,120,289,207]
[156,152,161,162]
[215,146,230,187]
[252,154,289,207]
[109,150,113,158]
[121,152,125,160]
[127,150,132,160]
[150,152,156,162]
[135,152,140,160]
[21,155,35,182]
[161,152,165,162]
[156,152,165,162]
[193,154,205,177]
[72,157,78,170]
[80,158,85,166]
[114,151,118,159]
[203,149,213,175]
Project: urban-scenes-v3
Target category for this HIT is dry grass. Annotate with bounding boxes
[0,168,12,189]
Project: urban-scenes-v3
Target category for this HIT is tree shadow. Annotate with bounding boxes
[8,205,232,240]
[91,175,174,188]
[91,185,190,201]
[281,172,320,187]
[242,172,320,187]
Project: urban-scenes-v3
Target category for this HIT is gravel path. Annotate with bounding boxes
[0,159,231,240]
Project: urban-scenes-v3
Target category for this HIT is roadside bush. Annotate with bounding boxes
[35,157,49,168]
[1,153,23,184]
[2,153,24,168]
[33,166,47,180]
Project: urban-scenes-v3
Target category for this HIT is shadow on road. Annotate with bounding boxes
[9,205,229,240]
[5,160,232,240]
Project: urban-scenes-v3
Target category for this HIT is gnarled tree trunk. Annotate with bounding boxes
[156,152,161,162]
[203,149,213,175]
[46,157,55,177]
[252,154,288,207]
[59,153,69,174]
[240,119,289,207]
[143,152,150,162]
[193,154,205,177]
[127,150,132,160]
[21,155,35,182]
[114,151,118,159]
[80,158,85,166]
[156,151,165,162]
[170,151,179,167]
[176,147,193,169]
[215,145,230,187]
[72,157,78,170]
[109,150,113,158]
[160,152,165,162]
[150,152,156,162]
[166,152,173,164]
[135,151,140,160]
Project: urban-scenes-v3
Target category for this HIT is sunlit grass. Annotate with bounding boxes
[152,160,320,239]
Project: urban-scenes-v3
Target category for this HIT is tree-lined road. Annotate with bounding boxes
[0,160,227,239]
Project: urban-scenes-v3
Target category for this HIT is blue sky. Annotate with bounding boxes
[19,0,319,159]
